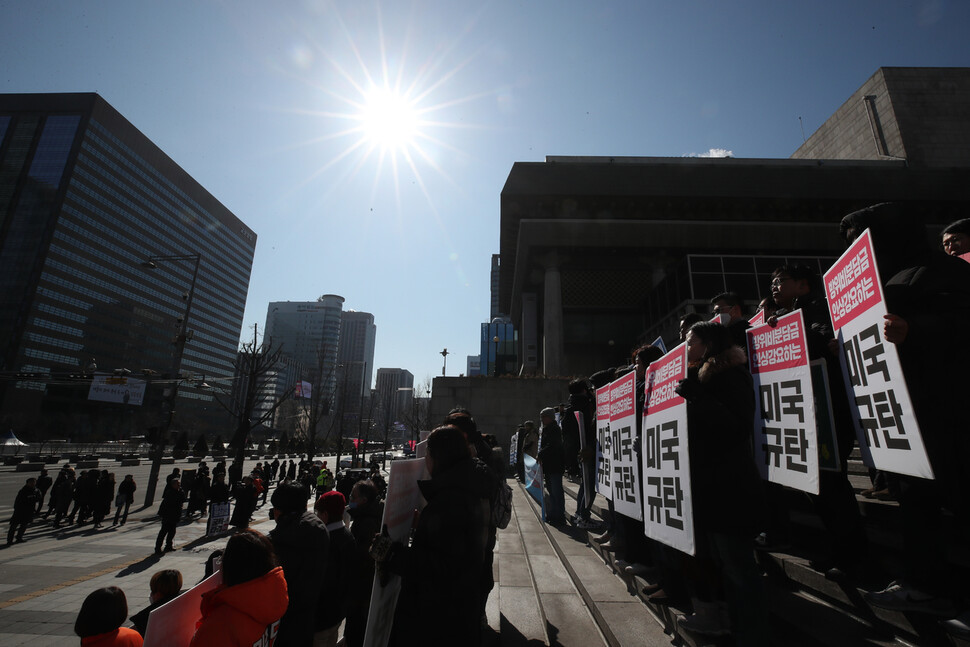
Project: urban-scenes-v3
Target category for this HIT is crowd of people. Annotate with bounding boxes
[514,208,970,644]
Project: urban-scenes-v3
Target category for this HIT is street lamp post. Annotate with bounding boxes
[492,335,500,377]
[141,252,202,507]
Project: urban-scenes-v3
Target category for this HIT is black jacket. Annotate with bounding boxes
[387,458,486,646]
[537,421,565,476]
[682,347,764,536]
[270,510,330,646]
[316,524,357,631]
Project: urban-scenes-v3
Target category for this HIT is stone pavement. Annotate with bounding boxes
[0,505,262,645]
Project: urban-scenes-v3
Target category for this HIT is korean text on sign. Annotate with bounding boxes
[822,229,933,479]
[641,343,694,556]
[747,310,819,494]
[595,384,613,501]
[609,371,641,520]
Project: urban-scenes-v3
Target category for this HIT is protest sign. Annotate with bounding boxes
[594,384,613,501]
[749,309,766,326]
[651,336,668,354]
[363,459,428,647]
[143,571,223,647]
[575,411,593,509]
[509,431,519,468]
[823,229,933,479]
[206,501,230,535]
[747,310,819,494]
[609,371,641,520]
[641,343,694,555]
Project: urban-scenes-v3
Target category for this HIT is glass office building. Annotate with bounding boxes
[0,93,256,439]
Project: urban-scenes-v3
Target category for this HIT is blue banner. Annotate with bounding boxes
[523,453,544,519]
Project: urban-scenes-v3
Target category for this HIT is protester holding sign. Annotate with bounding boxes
[374,425,487,647]
[676,321,766,644]
[838,203,970,617]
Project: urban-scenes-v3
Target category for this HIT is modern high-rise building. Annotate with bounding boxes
[264,296,345,412]
[490,254,502,319]
[336,310,376,432]
[374,368,413,440]
[0,93,256,438]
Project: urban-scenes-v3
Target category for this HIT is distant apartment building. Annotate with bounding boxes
[0,92,255,438]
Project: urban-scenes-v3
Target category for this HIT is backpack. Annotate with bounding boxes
[491,479,513,530]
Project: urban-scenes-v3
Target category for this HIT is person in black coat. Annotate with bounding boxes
[113,475,136,526]
[376,426,487,647]
[676,321,767,645]
[229,476,257,528]
[35,469,52,515]
[269,481,330,647]
[7,478,39,545]
[313,491,357,646]
[841,203,970,615]
[343,480,383,647]
[156,476,185,554]
[537,407,566,524]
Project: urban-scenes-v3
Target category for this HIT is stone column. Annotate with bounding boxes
[539,252,563,376]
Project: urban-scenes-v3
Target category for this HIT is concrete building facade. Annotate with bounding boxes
[498,67,970,379]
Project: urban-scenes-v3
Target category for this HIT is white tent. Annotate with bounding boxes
[0,429,28,455]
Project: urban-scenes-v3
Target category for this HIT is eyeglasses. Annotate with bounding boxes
[770,277,792,288]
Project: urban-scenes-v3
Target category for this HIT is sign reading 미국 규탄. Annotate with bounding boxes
[822,229,933,479]
[609,371,641,520]
[641,343,694,555]
[594,384,613,501]
[746,310,819,494]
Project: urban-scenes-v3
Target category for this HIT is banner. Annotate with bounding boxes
[747,310,819,494]
[651,336,667,354]
[87,373,146,405]
[594,384,612,501]
[823,229,933,479]
[575,411,593,509]
[641,343,694,555]
[143,571,223,647]
[294,380,312,399]
[509,431,519,467]
[206,502,230,535]
[524,453,545,516]
[810,359,841,472]
[749,309,766,326]
[609,371,641,520]
[363,458,428,647]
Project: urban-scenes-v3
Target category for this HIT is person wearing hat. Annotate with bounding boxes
[313,491,357,647]
[537,407,566,525]
[269,482,329,646]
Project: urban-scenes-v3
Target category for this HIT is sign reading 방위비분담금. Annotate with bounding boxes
[595,384,613,501]
[641,343,694,556]
[609,371,641,520]
[823,229,933,480]
[747,310,819,494]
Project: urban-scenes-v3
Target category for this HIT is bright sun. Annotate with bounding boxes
[359,86,420,152]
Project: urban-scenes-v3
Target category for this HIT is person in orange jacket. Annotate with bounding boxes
[75,586,143,646]
[190,529,288,647]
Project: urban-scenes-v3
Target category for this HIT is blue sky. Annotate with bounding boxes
[2,0,967,386]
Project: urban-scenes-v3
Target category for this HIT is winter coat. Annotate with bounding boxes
[190,566,288,647]
[270,511,330,646]
[158,488,185,524]
[81,627,143,646]
[117,478,136,504]
[537,421,565,476]
[682,346,764,536]
[316,523,357,631]
[11,485,38,522]
[386,457,487,646]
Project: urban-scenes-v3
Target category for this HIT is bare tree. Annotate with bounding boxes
[211,325,291,464]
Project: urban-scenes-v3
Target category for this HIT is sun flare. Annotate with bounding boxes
[359,86,420,152]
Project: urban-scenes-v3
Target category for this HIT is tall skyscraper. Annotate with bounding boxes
[264,296,344,412]
[374,368,413,440]
[336,310,376,423]
[0,93,255,438]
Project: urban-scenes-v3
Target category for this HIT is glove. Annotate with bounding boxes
[674,377,701,401]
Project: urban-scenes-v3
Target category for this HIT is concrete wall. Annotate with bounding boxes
[429,376,571,450]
